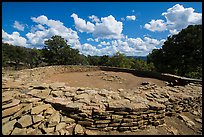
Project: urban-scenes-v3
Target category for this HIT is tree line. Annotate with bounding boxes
[2,25,202,79]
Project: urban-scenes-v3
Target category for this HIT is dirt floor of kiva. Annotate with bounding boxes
[43,71,166,91]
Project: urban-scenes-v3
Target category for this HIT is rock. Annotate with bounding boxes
[148,102,166,110]
[56,122,67,131]
[2,104,24,118]
[11,127,27,135]
[65,102,84,111]
[194,118,202,123]
[20,98,41,103]
[17,115,33,128]
[78,121,93,127]
[11,103,32,120]
[42,127,55,133]
[141,82,150,85]
[2,119,17,135]
[61,116,75,124]
[32,83,49,90]
[31,104,51,115]
[44,107,55,115]
[168,127,179,135]
[131,103,149,112]
[85,129,97,135]
[51,91,64,97]
[2,116,11,125]
[65,123,76,134]
[47,111,60,127]
[32,115,44,124]
[74,124,84,135]
[2,99,20,109]
[178,114,195,127]
[49,82,66,90]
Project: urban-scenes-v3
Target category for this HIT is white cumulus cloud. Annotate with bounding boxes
[13,21,25,31]
[144,19,167,32]
[71,13,95,33]
[144,4,202,35]
[89,15,100,23]
[126,15,136,21]
[2,29,28,46]
[93,15,123,39]
[26,15,80,47]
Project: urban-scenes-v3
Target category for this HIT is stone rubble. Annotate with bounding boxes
[2,66,202,135]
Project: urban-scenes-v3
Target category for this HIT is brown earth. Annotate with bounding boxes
[43,70,166,91]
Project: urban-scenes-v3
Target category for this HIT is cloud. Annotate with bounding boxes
[132,10,135,13]
[89,15,100,23]
[71,13,95,33]
[126,15,136,21]
[26,15,80,47]
[144,4,202,34]
[87,38,94,41]
[144,19,167,32]
[100,41,110,46]
[13,21,25,31]
[74,35,165,56]
[92,15,123,39]
[2,29,28,46]
[121,17,125,21]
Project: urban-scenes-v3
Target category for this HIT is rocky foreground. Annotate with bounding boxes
[2,67,202,135]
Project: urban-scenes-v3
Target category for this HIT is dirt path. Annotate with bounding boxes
[43,71,166,91]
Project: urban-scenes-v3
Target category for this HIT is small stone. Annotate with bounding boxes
[2,119,17,135]
[74,124,84,135]
[42,127,55,133]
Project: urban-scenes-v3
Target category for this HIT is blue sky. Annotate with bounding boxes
[2,2,202,56]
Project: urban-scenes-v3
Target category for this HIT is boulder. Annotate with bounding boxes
[2,119,17,135]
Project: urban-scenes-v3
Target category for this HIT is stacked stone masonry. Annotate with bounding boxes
[2,66,202,135]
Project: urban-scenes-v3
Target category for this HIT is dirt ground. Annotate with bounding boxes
[42,70,202,135]
[43,70,166,91]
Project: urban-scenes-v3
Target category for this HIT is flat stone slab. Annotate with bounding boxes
[31,104,51,115]
[17,115,33,128]
[2,99,20,109]
[2,104,24,118]
[2,119,17,135]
